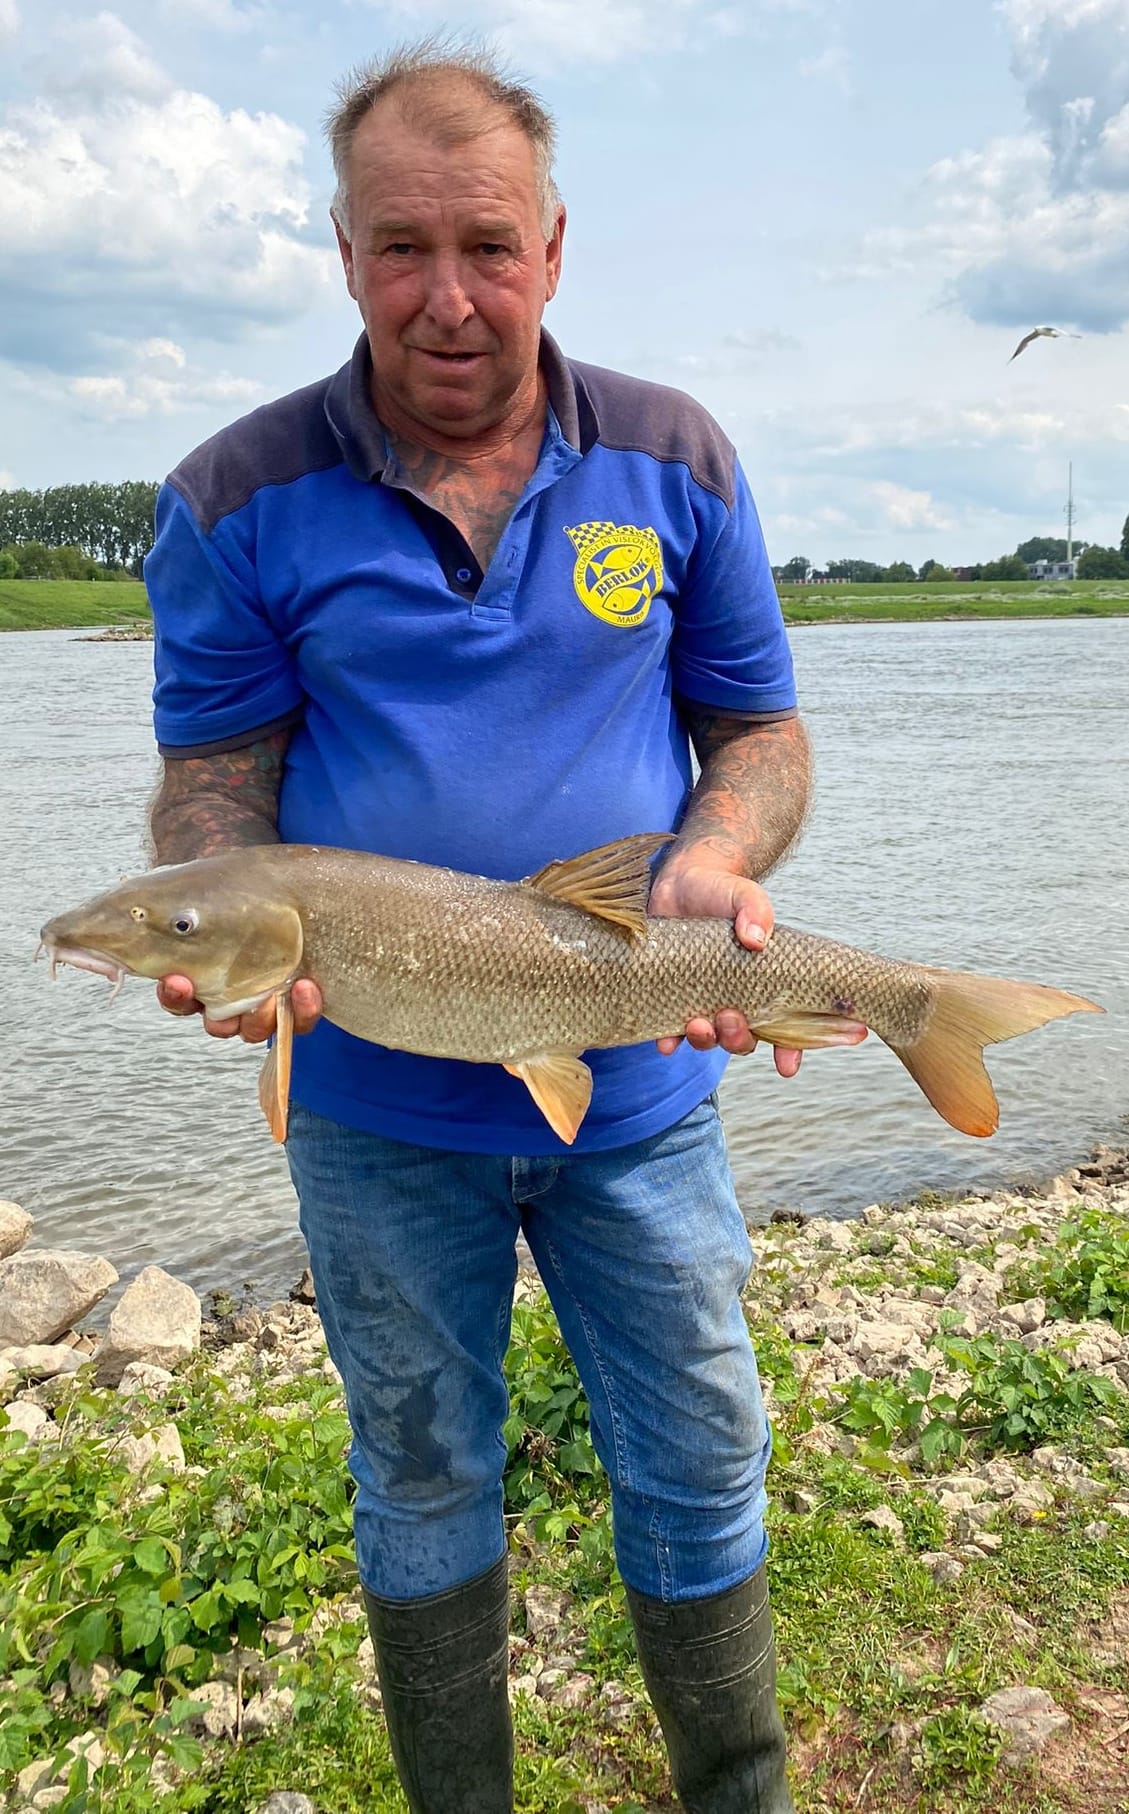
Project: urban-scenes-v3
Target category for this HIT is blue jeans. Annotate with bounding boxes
[285,1095,771,1603]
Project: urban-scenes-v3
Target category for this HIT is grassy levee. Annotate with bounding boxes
[779,579,1129,623]
[0,579,151,631]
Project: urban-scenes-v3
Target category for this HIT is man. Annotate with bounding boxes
[146,44,856,1813]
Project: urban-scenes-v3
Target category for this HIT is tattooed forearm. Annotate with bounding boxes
[148,732,290,866]
[667,712,811,881]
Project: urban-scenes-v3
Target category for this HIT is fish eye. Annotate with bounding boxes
[172,909,199,936]
[130,906,147,922]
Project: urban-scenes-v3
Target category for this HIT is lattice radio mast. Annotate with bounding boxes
[1065,462,1075,567]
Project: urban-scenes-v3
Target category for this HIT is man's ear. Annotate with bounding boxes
[545,205,565,303]
[333,214,358,301]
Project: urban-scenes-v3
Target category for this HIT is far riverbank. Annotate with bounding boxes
[5,576,1129,632]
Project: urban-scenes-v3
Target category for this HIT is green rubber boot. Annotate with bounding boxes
[362,1555,513,1813]
[626,1565,796,1813]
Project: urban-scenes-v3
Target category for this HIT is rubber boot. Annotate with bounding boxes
[362,1554,513,1813]
[626,1565,795,1813]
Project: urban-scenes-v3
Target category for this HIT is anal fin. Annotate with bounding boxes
[503,1052,593,1145]
[746,1011,870,1050]
[257,990,293,1144]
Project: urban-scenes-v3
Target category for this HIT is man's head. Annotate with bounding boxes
[325,43,565,447]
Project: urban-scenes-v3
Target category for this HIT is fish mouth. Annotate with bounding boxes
[37,942,128,999]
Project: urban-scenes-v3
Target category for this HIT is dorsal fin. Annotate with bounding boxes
[524,833,672,940]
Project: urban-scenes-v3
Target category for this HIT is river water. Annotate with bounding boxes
[1,621,1125,1305]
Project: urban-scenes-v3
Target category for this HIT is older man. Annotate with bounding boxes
[146,43,843,1814]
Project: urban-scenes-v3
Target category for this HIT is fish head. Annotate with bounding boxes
[39,857,305,1017]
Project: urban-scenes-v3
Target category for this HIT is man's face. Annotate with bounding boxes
[335,101,564,442]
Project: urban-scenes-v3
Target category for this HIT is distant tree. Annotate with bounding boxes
[780,555,811,582]
[1016,537,1068,564]
[13,541,53,578]
[1076,544,1128,579]
[1121,513,1129,564]
[919,559,955,582]
[884,561,915,582]
[981,554,1030,580]
[0,547,17,579]
[50,543,101,580]
[827,558,884,582]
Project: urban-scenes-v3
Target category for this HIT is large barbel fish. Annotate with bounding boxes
[39,834,1101,1146]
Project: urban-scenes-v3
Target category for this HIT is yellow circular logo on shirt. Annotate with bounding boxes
[564,521,664,626]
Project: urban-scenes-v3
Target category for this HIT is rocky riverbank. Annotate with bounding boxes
[3,1147,1129,1812]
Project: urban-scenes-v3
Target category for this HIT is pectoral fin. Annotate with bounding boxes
[503,1052,593,1145]
[257,989,294,1144]
[524,834,672,940]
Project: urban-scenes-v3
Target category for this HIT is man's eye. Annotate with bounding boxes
[479,243,506,257]
[386,242,414,256]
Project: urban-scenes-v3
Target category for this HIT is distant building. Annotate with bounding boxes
[1027,559,1077,579]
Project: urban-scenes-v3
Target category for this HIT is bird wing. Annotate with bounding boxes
[1009,330,1039,362]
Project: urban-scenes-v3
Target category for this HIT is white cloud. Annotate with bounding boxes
[0,469,14,490]
[0,20,335,372]
[841,1,1129,332]
[32,12,169,104]
[371,0,814,68]
[799,44,851,93]
[868,480,953,532]
[65,339,263,419]
[0,0,19,48]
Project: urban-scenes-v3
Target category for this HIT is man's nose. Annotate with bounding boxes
[423,256,474,329]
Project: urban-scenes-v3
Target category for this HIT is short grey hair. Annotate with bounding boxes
[325,37,562,241]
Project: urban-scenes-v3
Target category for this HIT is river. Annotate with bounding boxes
[1,620,1125,1304]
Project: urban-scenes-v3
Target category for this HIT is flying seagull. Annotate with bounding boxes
[1009,325,1081,362]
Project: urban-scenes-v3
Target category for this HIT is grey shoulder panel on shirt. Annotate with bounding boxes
[567,359,738,509]
[166,374,344,535]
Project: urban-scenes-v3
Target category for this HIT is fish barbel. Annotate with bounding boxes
[39,834,1101,1146]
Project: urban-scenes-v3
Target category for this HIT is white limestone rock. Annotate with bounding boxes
[3,1400,50,1439]
[0,1250,118,1347]
[0,1344,84,1380]
[980,1685,1070,1760]
[96,1266,201,1385]
[0,1201,33,1259]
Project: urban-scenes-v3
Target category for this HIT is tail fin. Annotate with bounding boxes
[885,970,1102,1137]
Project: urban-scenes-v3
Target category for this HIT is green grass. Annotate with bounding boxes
[0,579,151,631]
[779,578,1129,623]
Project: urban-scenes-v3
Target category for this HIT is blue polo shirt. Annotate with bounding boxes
[146,331,797,1153]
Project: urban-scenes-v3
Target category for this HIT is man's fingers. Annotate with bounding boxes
[290,978,323,1035]
[157,976,203,1017]
[774,1047,803,1079]
[733,903,772,951]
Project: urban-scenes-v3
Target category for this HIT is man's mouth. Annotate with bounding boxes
[413,349,486,365]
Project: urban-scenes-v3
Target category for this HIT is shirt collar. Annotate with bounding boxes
[323,327,591,482]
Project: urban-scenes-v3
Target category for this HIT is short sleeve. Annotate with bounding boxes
[146,482,303,752]
[670,462,797,716]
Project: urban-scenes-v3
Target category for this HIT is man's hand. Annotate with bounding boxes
[157,976,324,1042]
[648,861,803,1074]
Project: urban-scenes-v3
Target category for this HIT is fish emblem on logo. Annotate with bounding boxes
[564,521,664,626]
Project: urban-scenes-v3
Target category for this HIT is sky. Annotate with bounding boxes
[2,0,1128,568]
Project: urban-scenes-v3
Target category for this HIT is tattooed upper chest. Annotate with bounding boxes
[425,471,524,572]
[387,433,539,573]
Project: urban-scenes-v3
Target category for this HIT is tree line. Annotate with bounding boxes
[0,483,159,578]
[4,483,1129,588]
[775,523,1129,585]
